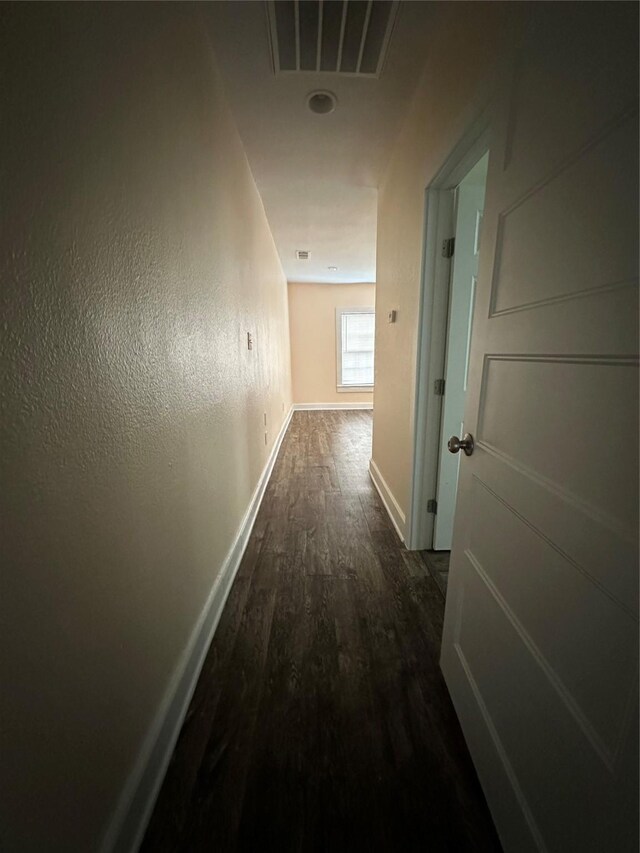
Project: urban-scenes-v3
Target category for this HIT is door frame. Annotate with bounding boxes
[405,105,493,551]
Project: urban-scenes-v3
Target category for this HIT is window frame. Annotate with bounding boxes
[335,306,376,393]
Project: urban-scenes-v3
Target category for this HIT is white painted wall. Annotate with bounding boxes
[1,6,291,850]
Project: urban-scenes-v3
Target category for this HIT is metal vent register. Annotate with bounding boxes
[267,0,399,77]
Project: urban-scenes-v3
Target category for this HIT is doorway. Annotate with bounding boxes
[419,153,488,596]
[405,112,491,582]
[434,154,488,546]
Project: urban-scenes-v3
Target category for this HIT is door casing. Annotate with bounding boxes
[405,107,492,551]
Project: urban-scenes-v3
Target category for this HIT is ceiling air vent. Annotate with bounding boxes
[267,0,399,78]
[296,249,310,260]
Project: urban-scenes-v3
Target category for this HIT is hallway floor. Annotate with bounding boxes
[420,549,451,598]
[142,411,501,852]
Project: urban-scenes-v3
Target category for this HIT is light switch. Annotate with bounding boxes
[247,332,253,350]
[388,310,397,324]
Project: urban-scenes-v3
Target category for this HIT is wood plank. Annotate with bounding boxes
[141,411,501,852]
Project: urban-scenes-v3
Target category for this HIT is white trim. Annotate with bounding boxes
[368,458,406,542]
[293,402,373,411]
[406,101,494,551]
[336,384,374,393]
[406,187,455,550]
[101,406,294,853]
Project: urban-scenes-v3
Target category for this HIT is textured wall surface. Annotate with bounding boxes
[371,2,509,524]
[288,282,375,405]
[0,5,291,851]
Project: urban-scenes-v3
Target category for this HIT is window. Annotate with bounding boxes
[336,307,375,391]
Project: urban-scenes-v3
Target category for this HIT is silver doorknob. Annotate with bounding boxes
[448,433,475,456]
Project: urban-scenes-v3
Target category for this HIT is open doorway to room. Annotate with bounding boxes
[406,134,490,598]
[433,154,488,549]
[425,153,489,594]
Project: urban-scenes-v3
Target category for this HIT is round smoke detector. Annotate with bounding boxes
[307,90,337,115]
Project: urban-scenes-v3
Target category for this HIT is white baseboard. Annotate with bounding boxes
[102,406,294,853]
[292,402,373,411]
[369,458,406,543]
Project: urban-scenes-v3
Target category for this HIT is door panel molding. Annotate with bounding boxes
[471,445,637,616]
[501,99,638,209]
[502,4,639,187]
[464,512,637,770]
[463,547,616,770]
[488,276,637,319]
[448,550,637,852]
[469,467,637,619]
[476,354,639,540]
[489,106,639,316]
[453,640,547,852]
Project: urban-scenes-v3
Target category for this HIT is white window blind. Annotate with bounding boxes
[339,310,375,387]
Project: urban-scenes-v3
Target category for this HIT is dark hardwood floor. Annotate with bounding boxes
[141,410,501,852]
[420,550,451,599]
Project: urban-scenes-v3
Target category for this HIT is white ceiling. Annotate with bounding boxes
[204,1,434,284]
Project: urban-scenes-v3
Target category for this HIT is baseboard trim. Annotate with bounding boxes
[102,406,294,853]
[369,458,406,543]
[292,402,373,411]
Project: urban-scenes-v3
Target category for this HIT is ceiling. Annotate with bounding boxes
[204,1,434,283]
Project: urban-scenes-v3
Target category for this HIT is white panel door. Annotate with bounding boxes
[441,5,639,852]
[434,175,486,550]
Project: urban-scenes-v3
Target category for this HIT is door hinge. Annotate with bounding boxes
[441,237,455,259]
[427,499,438,514]
[434,378,445,396]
